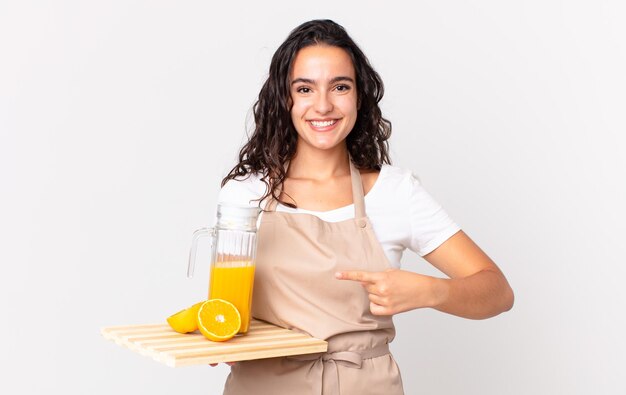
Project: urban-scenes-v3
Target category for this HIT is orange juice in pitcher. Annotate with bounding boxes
[188,204,261,334]
[209,263,255,333]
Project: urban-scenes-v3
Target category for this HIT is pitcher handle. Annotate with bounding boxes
[187,227,215,278]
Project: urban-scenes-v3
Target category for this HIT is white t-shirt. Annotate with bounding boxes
[218,164,461,268]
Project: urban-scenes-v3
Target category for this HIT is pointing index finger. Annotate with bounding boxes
[335,270,375,283]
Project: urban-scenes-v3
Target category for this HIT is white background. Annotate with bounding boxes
[1,1,625,394]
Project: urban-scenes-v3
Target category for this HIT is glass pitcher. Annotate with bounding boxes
[188,203,261,333]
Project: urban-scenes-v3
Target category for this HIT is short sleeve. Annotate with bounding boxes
[407,174,461,256]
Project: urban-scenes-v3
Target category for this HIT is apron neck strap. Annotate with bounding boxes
[265,157,367,219]
[266,195,280,211]
[349,160,366,219]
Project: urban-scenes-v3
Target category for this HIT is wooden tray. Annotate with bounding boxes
[101,318,328,367]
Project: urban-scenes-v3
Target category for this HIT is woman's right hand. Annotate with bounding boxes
[209,362,235,367]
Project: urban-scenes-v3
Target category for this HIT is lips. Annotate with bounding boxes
[307,119,339,131]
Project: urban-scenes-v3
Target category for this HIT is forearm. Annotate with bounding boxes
[430,269,514,319]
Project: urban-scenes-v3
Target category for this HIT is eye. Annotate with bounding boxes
[296,86,311,94]
[335,84,352,92]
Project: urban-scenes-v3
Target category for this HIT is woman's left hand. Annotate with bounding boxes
[335,269,442,316]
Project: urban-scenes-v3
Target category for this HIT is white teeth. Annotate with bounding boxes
[310,120,336,127]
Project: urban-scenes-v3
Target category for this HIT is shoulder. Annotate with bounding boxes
[361,164,417,189]
[366,164,440,210]
[376,165,441,205]
[363,164,420,208]
[376,164,420,191]
[218,173,267,208]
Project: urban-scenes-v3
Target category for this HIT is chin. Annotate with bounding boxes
[297,131,349,152]
[310,139,341,150]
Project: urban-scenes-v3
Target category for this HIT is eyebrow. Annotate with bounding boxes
[290,76,355,86]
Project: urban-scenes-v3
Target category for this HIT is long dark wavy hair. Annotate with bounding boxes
[221,19,392,207]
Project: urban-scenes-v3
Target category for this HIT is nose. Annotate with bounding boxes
[314,91,333,114]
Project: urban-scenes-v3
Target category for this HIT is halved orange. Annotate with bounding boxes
[166,301,205,333]
[197,299,241,342]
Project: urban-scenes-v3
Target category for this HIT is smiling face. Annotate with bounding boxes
[289,45,358,154]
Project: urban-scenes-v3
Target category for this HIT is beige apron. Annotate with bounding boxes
[223,160,404,395]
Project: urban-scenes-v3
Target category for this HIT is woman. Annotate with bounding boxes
[216,19,514,395]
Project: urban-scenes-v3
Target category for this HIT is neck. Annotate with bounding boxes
[288,142,350,180]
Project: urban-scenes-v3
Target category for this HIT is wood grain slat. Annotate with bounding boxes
[101,318,327,367]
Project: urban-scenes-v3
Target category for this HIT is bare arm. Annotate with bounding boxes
[423,230,514,319]
[336,231,514,319]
